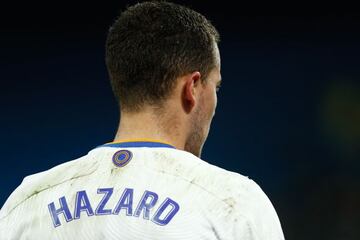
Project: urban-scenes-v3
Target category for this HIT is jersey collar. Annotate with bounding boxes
[98,139,176,149]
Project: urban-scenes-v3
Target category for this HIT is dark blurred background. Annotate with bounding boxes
[1,1,359,239]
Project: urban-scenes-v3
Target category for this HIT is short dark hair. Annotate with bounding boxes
[105,1,220,112]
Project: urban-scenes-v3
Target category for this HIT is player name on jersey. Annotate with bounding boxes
[48,187,180,228]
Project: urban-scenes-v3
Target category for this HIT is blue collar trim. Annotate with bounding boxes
[99,141,176,149]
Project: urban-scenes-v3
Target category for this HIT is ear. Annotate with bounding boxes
[182,71,201,114]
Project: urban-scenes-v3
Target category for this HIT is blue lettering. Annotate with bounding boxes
[48,196,73,227]
[152,198,180,226]
[95,188,114,215]
[74,190,94,219]
[48,188,180,228]
[134,190,158,220]
[113,188,133,216]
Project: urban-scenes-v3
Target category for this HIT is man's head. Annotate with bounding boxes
[106,1,221,157]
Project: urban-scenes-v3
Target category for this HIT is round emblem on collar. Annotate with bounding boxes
[112,150,133,167]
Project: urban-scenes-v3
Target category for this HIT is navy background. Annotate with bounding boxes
[1,1,360,239]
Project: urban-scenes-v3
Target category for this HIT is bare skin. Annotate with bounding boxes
[113,44,222,157]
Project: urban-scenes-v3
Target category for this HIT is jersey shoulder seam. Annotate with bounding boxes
[0,167,96,221]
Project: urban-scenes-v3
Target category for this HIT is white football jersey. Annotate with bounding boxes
[0,140,284,240]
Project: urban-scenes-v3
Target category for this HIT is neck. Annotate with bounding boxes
[113,108,186,150]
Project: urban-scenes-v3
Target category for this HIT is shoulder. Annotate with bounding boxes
[153,149,259,208]
[165,149,284,239]
[0,153,97,220]
[166,148,254,197]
